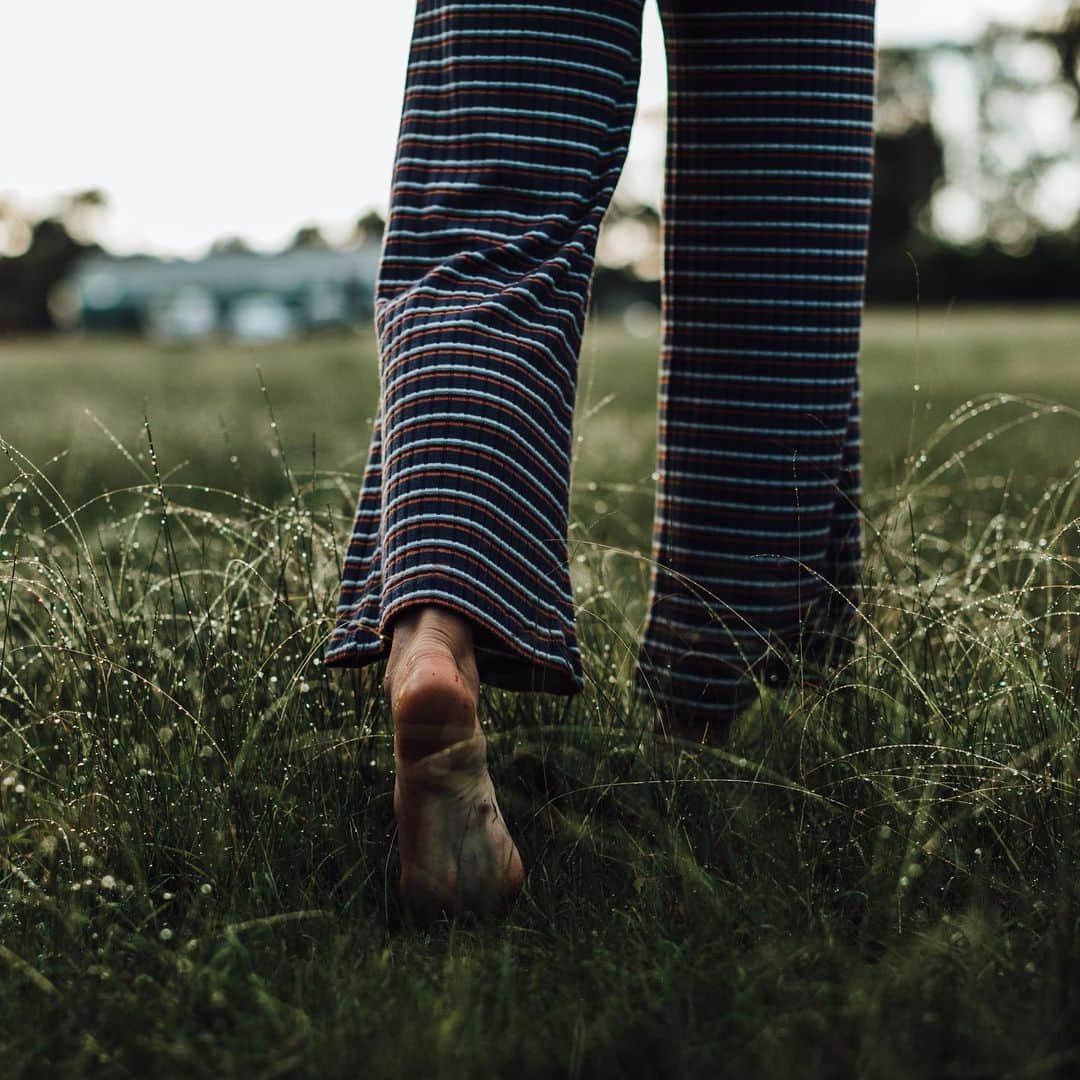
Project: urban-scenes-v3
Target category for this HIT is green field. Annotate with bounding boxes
[1,307,1079,1076]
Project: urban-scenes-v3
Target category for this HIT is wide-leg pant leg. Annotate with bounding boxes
[325,0,648,693]
[632,1,877,720]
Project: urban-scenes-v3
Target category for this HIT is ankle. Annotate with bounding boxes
[383,605,479,697]
[382,606,483,764]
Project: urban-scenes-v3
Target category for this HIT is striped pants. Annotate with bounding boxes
[325,0,877,723]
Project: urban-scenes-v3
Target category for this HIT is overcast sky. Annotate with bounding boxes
[1,0,1069,256]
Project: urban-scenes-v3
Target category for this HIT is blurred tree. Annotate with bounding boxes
[62,188,109,244]
[870,125,946,251]
[209,235,255,255]
[865,7,1079,302]
[0,215,99,333]
[869,48,947,252]
[596,196,661,281]
[1031,4,1080,113]
[288,224,331,251]
[0,199,32,258]
[965,17,1080,252]
[352,209,386,247]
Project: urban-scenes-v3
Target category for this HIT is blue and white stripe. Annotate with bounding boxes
[326,0,876,721]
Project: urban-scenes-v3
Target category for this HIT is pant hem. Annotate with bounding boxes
[325,576,585,696]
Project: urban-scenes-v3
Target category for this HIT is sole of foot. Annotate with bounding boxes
[387,628,524,923]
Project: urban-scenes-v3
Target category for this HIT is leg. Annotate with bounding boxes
[326,0,648,916]
[326,0,648,692]
[634,0,877,735]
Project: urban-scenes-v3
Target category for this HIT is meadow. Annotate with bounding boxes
[1,306,1078,1077]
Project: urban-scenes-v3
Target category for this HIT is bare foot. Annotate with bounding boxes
[383,605,524,921]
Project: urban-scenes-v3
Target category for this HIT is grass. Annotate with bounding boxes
[1,306,1079,1077]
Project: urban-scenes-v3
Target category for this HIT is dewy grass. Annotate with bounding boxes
[1,319,1080,1076]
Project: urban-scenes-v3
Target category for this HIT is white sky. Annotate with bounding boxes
[1,0,1069,256]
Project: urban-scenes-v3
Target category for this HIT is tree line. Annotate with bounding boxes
[2,12,1077,334]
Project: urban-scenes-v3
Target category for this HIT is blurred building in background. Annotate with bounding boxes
[56,246,379,343]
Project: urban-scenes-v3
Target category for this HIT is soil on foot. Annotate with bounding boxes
[384,610,524,921]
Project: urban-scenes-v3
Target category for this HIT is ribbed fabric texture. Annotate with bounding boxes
[325,0,877,722]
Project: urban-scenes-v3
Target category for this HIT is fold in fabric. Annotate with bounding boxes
[326,0,877,720]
